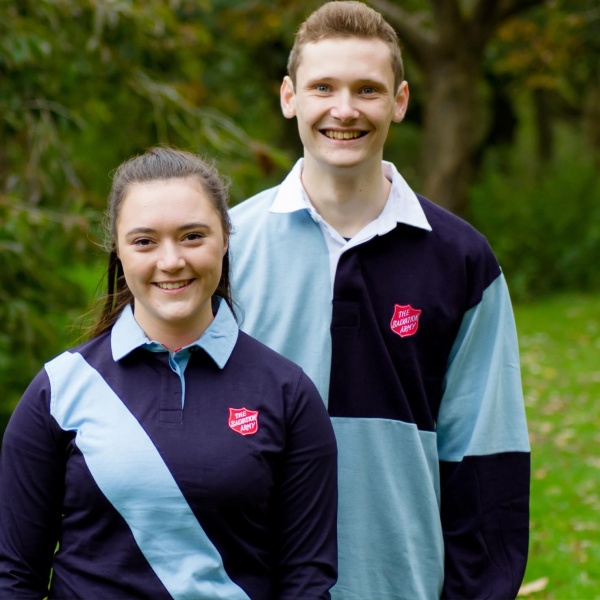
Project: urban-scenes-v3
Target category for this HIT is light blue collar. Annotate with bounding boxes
[111,298,239,369]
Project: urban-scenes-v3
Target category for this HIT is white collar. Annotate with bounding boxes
[269,158,432,233]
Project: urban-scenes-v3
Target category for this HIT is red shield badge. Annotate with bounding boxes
[228,407,259,436]
[390,304,422,338]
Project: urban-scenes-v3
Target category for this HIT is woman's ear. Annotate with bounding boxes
[280,76,297,119]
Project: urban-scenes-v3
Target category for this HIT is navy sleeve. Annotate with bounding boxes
[0,371,65,599]
[440,453,530,599]
[436,275,530,599]
[275,371,338,599]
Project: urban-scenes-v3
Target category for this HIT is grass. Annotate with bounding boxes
[515,293,600,599]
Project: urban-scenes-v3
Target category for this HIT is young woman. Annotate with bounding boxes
[0,147,338,600]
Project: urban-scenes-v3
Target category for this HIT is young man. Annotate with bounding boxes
[229,2,530,598]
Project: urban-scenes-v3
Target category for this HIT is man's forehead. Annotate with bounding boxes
[299,35,392,53]
[296,38,395,81]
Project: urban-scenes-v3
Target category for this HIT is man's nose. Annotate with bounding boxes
[330,90,359,122]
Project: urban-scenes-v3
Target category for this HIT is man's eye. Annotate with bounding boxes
[316,85,329,92]
[362,87,375,94]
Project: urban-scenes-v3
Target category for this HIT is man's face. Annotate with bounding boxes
[281,37,408,174]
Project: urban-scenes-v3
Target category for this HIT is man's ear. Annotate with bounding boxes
[392,81,409,123]
[280,76,297,119]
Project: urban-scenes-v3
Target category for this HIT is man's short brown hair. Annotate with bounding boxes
[287,1,404,91]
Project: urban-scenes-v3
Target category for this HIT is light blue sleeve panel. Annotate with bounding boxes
[437,273,530,461]
[46,351,250,600]
[229,192,333,403]
[330,417,444,600]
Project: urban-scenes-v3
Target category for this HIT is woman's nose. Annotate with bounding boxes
[157,243,185,272]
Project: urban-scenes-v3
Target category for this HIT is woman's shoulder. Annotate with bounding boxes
[231,330,322,396]
[234,330,303,373]
[231,331,328,422]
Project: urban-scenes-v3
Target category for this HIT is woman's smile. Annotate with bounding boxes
[154,279,194,291]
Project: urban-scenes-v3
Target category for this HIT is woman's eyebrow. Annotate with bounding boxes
[124,222,212,236]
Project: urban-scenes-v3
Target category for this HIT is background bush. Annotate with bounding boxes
[2,0,599,432]
[469,123,600,302]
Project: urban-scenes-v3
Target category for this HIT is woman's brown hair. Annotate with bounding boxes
[90,146,234,339]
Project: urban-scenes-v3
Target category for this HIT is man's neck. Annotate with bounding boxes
[301,158,391,238]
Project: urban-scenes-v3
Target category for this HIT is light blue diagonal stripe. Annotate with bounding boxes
[46,351,250,600]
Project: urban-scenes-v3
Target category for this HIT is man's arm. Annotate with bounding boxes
[436,273,530,599]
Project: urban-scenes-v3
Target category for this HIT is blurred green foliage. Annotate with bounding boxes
[469,118,600,302]
[0,0,291,414]
[1,0,599,424]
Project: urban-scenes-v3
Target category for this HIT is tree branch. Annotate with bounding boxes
[430,0,463,37]
[369,0,437,68]
[496,0,547,22]
[471,0,546,48]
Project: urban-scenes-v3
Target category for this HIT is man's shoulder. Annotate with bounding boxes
[416,193,491,250]
[229,185,280,221]
[409,194,501,289]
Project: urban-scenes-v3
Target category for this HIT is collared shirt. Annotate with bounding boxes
[0,295,338,599]
[270,159,432,284]
[229,161,529,600]
[111,298,238,408]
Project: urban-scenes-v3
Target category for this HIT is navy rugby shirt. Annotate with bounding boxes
[229,160,530,599]
[0,299,337,600]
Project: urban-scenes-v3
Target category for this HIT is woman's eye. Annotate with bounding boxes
[185,232,204,241]
[134,238,153,246]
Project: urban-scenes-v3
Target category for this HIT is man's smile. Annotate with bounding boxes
[322,130,366,140]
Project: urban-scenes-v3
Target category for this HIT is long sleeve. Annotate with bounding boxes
[0,371,65,599]
[275,371,338,599]
[436,274,530,599]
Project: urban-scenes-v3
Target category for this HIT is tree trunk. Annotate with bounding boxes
[370,0,546,216]
[420,57,481,215]
[532,87,553,164]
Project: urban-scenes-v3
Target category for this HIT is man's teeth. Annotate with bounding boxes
[325,130,362,140]
[157,280,191,290]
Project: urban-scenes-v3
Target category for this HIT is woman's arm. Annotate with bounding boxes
[0,370,65,599]
[274,371,338,600]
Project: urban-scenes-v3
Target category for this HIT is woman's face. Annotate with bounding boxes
[116,177,228,345]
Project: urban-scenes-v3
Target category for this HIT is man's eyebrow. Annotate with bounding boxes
[304,75,389,87]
